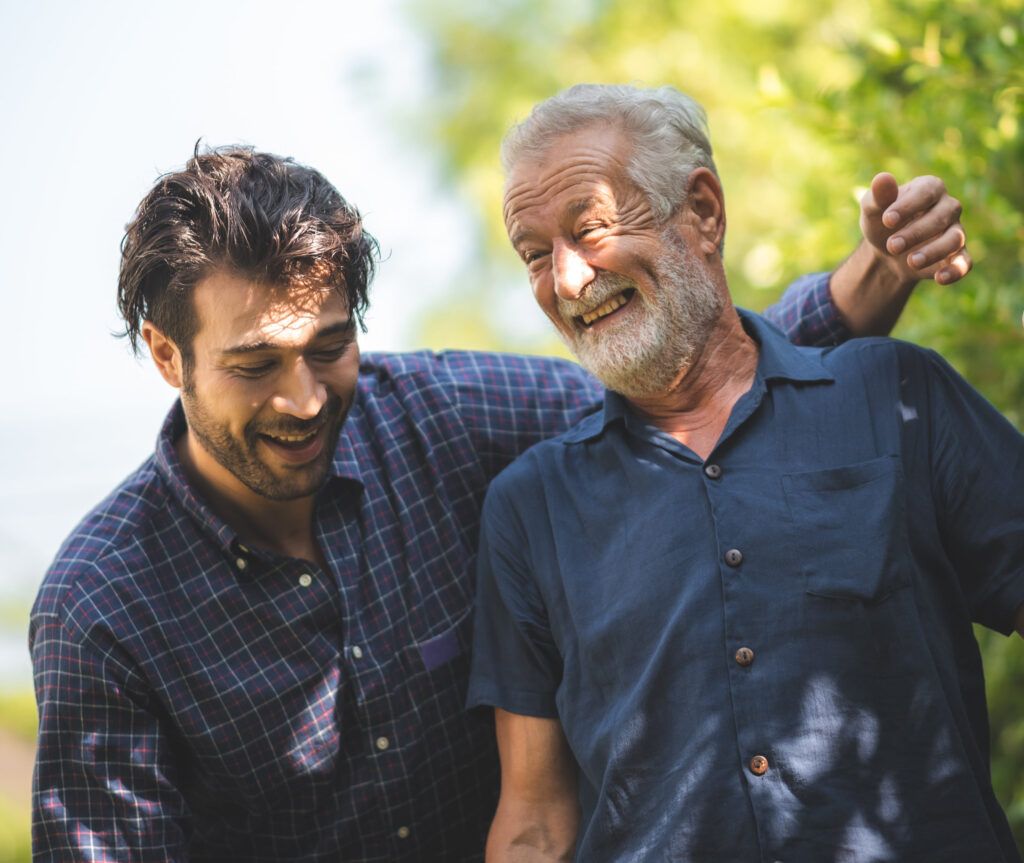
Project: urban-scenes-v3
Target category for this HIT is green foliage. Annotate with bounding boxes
[408,0,1024,846]
[0,798,30,863]
[0,691,37,745]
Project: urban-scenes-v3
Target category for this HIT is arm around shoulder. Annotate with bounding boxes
[486,708,580,862]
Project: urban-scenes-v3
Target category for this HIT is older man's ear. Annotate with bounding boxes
[681,167,726,258]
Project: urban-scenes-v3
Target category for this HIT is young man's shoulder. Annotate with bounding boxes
[33,456,175,623]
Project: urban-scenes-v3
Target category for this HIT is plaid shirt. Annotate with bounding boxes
[31,275,842,862]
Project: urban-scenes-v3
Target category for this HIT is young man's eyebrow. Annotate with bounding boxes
[220,318,355,356]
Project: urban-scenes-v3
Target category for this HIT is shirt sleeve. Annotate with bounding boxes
[443,351,603,481]
[467,477,562,718]
[910,349,1024,634]
[763,272,853,347]
[31,597,190,862]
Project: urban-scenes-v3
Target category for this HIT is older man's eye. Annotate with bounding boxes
[523,249,549,265]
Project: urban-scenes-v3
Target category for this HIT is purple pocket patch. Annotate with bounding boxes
[418,624,463,671]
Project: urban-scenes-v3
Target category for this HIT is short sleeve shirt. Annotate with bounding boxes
[468,313,1024,863]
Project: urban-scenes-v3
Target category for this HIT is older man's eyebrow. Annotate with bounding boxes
[566,197,601,219]
[220,318,355,356]
[510,197,608,250]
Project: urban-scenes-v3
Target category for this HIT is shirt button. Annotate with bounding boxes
[735,647,755,667]
[298,573,313,587]
[351,645,364,659]
[375,736,390,751]
[725,549,744,567]
[396,826,410,839]
[704,463,722,479]
[235,557,248,570]
[749,755,769,776]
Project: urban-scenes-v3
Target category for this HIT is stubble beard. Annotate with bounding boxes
[557,239,725,399]
[181,383,347,501]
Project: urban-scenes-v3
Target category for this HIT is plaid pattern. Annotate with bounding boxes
[30,274,838,862]
[764,271,850,346]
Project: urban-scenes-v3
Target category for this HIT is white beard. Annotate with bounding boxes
[556,239,725,399]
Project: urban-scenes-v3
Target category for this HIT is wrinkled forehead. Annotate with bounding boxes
[502,125,637,231]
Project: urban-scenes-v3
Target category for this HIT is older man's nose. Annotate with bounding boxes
[552,241,595,300]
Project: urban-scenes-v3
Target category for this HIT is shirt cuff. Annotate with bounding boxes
[768,271,854,348]
[466,678,559,719]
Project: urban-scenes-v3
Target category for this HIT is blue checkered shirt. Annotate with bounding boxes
[31,275,843,862]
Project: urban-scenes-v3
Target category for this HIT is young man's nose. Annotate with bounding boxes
[271,360,327,419]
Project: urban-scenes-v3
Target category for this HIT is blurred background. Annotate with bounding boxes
[0,0,1021,858]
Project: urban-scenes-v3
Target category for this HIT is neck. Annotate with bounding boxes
[627,305,758,460]
[177,430,324,567]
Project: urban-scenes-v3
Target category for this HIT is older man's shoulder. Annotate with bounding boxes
[819,334,941,378]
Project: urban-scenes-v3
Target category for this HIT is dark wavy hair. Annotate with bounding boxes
[117,145,378,361]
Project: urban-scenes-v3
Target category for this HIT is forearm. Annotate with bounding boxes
[487,710,580,862]
[829,239,917,336]
[486,799,579,862]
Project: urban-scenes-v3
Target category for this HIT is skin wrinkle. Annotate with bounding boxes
[504,138,660,244]
[505,124,758,460]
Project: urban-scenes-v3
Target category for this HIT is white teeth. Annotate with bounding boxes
[580,292,629,326]
[267,430,317,443]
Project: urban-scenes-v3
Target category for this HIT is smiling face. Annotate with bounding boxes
[504,124,726,397]
[172,269,360,503]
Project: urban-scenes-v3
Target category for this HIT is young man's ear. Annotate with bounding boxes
[141,322,185,390]
[680,167,726,257]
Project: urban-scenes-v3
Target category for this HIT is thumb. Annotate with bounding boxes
[865,172,900,225]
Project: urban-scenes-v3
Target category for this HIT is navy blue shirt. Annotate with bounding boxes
[468,313,1024,862]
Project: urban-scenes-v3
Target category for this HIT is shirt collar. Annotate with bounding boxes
[563,308,834,444]
[153,397,366,562]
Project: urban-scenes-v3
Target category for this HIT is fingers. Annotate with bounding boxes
[904,224,965,269]
[881,174,949,232]
[885,192,962,255]
[935,248,972,285]
[862,172,899,219]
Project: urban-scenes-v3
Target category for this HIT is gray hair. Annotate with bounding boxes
[501,84,718,222]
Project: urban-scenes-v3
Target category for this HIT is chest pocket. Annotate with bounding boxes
[782,454,911,603]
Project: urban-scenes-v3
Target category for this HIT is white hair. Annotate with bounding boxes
[501,84,718,222]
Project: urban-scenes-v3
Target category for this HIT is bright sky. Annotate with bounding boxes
[0,0,477,661]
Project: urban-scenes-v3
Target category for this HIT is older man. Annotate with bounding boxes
[468,84,1024,862]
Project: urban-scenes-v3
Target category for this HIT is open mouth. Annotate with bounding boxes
[577,289,635,328]
[257,426,326,464]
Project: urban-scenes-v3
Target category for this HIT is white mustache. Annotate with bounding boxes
[557,273,638,322]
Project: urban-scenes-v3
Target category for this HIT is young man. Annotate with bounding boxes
[469,83,1022,862]
[33,144,969,861]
